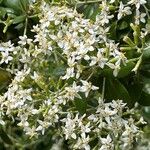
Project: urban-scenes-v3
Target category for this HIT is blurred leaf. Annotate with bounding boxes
[19,0,29,12]
[83,5,94,19]
[118,62,135,78]
[142,106,150,123]
[89,5,100,21]
[109,22,117,40]
[12,15,26,24]
[127,82,143,104]
[143,45,150,60]
[52,65,66,77]
[0,126,13,145]
[3,0,29,14]
[138,91,150,106]
[0,68,11,91]
[105,78,132,106]
[0,7,15,18]
[118,21,128,30]
[77,4,99,20]
[14,22,24,29]
[138,75,150,106]
[3,0,23,14]
[145,19,150,32]
[74,98,87,115]
[146,0,150,9]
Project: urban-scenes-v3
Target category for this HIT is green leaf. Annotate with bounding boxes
[0,7,7,17]
[0,68,11,91]
[109,22,117,40]
[118,21,128,30]
[0,7,15,18]
[145,19,150,32]
[52,65,66,77]
[74,98,87,115]
[138,91,150,106]
[118,62,135,78]
[88,4,100,21]
[143,46,150,60]
[3,0,29,14]
[19,0,29,12]
[83,5,94,19]
[0,126,13,145]
[14,22,24,29]
[127,82,143,104]
[105,78,132,106]
[12,15,26,24]
[79,4,99,20]
[142,106,150,123]
[101,67,113,77]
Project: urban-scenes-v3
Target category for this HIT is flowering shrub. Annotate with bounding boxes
[0,0,150,149]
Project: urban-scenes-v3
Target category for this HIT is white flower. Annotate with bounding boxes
[62,67,75,79]
[0,119,5,126]
[128,0,146,9]
[14,68,30,82]
[31,109,39,114]
[25,126,37,138]
[118,2,132,20]
[110,0,115,3]
[61,113,78,140]
[36,120,51,135]
[100,135,114,150]
[88,114,98,122]
[79,122,91,134]
[140,13,146,23]
[96,1,114,26]
[64,82,81,100]
[90,50,108,68]
[31,71,39,81]
[80,80,99,97]
[0,51,13,64]
[74,133,90,150]
[18,35,32,45]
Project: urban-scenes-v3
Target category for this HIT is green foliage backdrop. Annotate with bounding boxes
[0,0,150,149]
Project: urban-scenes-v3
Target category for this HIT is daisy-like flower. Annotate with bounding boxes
[128,0,147,9]
[100,135,114,150]
[0,51,13,64]
[80,80,99,97]
[117,2,132,20]
[18,35,32,46]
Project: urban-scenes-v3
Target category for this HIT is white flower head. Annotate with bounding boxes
[80,80,99,97]
[117,2,132,20]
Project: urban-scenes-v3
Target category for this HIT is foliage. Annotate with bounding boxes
[0,0,150,149]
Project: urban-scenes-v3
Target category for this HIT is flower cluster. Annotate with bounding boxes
[0,0,149,149]
[61,99,144,150]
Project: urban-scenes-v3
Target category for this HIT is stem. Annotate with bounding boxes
[128,57,140,62]
[55,50,67,63]
[87,71,94,81]
[23,17,28,36]
[143,5,150,18]
[77,0,102,5]
[54,51,59,65]
[28,14,39,18]
[120,47,137,51]
[132,55,143,73]
[102,77,106,100]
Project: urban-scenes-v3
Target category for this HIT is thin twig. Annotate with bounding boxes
[23,17,28,36]
[102,77,106,100]
[77,0,102,5]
